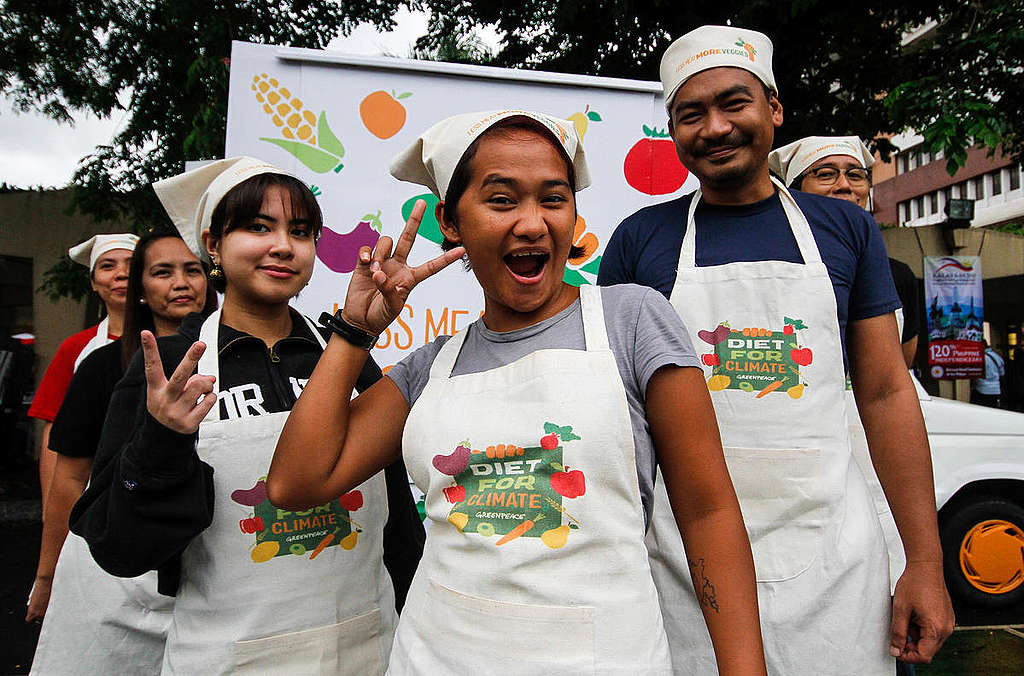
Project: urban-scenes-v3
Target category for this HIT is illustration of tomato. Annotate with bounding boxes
[231,479,268,507]
[239,516,265,534]
[401,193,443,244]
[338,490,364,512]
[540,433,559,450]
[551,468,586,498]
[443,485,466,503]
[623,125,689,195]
[790,347,813,366]
[316,211,382,273]
[701,353,720,366]
[783,324,795,335]
[360,90,411,140]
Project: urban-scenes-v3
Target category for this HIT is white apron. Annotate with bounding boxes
[31,535,172,675]
[73,316,113,372]
[160,310,397,675]
[390,285,671,675]
[646,179,893,674]
[34,313,171,675]
[846,308,910,592]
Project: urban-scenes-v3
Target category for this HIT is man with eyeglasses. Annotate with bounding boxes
[600,25,953,675]
[771,136,921,368]
[771,136,925,676]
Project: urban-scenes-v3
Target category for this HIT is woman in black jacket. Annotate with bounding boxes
[71,157,423,675]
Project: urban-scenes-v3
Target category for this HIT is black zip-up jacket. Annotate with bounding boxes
[70,310,424,610]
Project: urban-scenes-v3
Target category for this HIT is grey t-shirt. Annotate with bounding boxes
[386,284,700,526]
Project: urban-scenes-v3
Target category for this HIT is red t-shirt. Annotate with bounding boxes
[28,324,117,422]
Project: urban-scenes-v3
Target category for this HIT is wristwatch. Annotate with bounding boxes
[319,311,378,350]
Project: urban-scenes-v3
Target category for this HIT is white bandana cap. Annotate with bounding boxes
[660,25,776,112]
[768,136,874,186]
[389,110,591,200]
[153,156,295,261]
[68,233,139,271]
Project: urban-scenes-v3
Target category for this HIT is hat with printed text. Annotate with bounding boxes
[660,25,776,112]
[768,136,874,186]
[153,157,296,261]
[389,110,591,201]
[68,233,139,272]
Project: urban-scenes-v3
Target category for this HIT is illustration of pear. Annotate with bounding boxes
[340,531,359,550]
[252,74,345,174]
[541,525,571,549]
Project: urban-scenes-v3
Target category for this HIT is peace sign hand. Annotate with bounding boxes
[342,199,466,336]
[141,330,218,435]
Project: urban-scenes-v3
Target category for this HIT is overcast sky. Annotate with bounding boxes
[0,9,484,188]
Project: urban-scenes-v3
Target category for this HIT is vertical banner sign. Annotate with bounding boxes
[924,256,984,379]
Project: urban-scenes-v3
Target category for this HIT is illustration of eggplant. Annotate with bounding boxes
[316,211,383,273]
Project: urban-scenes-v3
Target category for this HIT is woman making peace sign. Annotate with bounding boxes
[269,111,766,674]
[71,158,423,675]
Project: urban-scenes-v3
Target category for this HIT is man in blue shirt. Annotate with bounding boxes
[600,24,953,674]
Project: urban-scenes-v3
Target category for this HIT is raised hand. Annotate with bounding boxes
[341,199,466,335]
[141,331,218,434]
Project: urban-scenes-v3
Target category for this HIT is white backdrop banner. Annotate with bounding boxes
[226,41,696,369]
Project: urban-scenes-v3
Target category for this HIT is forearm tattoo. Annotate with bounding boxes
[688,558,720,613]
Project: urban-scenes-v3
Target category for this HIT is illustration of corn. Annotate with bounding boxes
[252,74,345,174]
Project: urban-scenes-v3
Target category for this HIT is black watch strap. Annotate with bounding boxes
[319,311,378,350]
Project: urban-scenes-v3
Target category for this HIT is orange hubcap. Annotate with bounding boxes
[959,519,1024,595]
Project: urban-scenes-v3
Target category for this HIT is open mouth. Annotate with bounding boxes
[503,251,549,282]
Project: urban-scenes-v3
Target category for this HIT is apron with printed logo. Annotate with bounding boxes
[73,316,114,372]
[160,309,396,675]
[646,179,893,674]
[389,285,671,675]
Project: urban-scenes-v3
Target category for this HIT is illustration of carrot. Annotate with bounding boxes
[756,380,786,398]
[309,529,339,559]
[496,513,544,546]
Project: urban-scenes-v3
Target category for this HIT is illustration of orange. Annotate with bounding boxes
[569,215,598,264]
[360,90,412,139]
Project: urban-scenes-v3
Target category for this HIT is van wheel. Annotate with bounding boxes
[940,498,1024,609]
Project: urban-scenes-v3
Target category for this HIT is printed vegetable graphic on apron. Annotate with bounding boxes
[232,475,364,561]
[251,74,346,173]
[437,423,585,548]
[697,317,812,398]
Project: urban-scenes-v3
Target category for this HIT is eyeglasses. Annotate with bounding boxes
[802,165,871,186]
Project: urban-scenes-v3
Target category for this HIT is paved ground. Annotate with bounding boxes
[2,462,1022,674]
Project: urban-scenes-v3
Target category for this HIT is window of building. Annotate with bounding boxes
[974,176,985,199]
[992,170,1002,195]
[928,192,938,214]
[898,154,908,174]
[934,148,944,161]
[941,187,951,208]
[899,202,908,224]
[922,150,932,165]
[914,196,924,218]
[1011,164,1022,191]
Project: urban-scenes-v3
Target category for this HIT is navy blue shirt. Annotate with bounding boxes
[598,190,900,367]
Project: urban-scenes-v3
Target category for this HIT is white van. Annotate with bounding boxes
[851,377,1024,609]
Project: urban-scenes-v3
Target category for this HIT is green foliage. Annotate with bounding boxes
[992,222,1024,237]
[1,0,404,299]
[883,2,1024,174]
[407,32,494,64]
[38,255,91,304]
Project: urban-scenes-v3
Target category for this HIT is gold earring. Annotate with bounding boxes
[209,262,224,282]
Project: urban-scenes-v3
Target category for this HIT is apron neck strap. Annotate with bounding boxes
[679,176,822,270]
[197,308,324,423]
[579,285,609,351]
[428,325,468,379]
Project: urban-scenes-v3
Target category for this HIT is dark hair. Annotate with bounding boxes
[440,120,584,262]
[121,227,218,368]
[206,173,323,293]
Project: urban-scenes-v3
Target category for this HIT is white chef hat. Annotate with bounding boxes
[68,233,139,272]
[768,136,874,186]
[153,156,295,261]
[660,25,776,112]
[389,110,591,200]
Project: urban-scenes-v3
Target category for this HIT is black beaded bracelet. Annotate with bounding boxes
[319,311,378,350]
